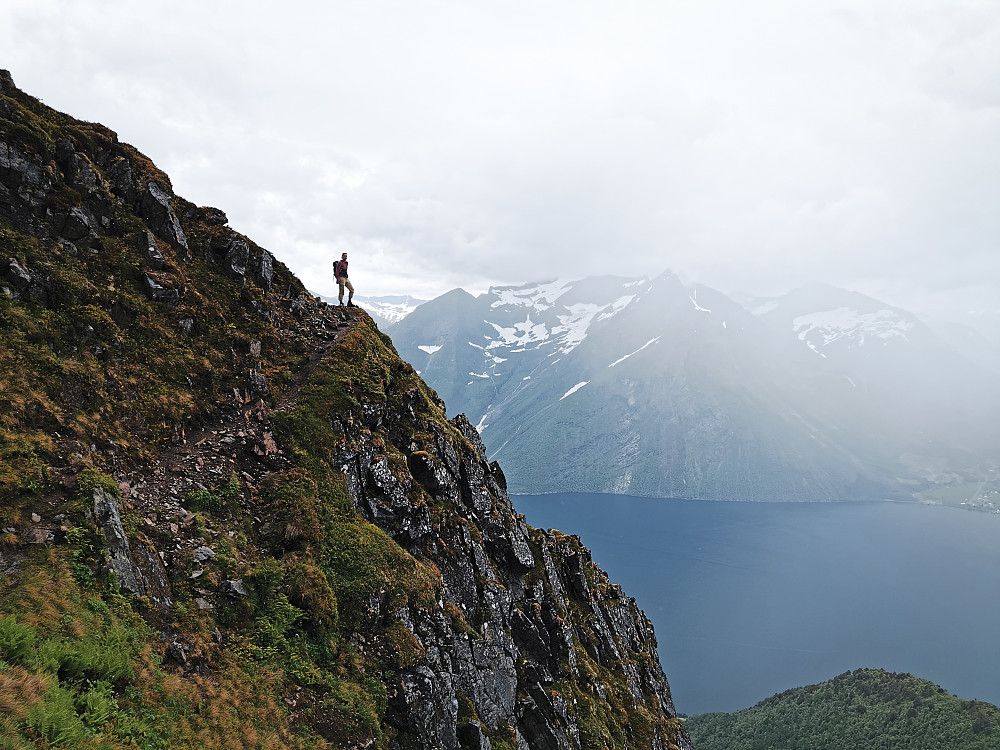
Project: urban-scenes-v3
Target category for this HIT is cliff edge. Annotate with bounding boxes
[0,69,692,749]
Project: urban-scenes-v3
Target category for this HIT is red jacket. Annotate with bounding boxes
[334,259,348,279]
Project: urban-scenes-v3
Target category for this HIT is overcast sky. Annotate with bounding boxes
[3,0,998,322]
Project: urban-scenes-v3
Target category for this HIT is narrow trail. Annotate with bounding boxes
[111,299,360,578]
[14,297,364,587]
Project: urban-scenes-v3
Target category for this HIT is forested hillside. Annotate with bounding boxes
[686,668,1000,750]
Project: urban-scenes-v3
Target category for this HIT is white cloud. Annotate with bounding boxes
[2,0,998,319]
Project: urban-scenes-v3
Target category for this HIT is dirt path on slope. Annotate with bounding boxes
[109,299,360,581]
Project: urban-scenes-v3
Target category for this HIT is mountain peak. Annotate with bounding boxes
[388,273,1000,505]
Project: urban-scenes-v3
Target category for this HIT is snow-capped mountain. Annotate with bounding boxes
[320,294,426,328]
[386,275,1000,503]
[751,284,927,361]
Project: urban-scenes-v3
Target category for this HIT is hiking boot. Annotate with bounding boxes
[347,301,355,308]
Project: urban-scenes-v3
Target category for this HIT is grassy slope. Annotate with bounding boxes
[0,74,437,747]
[0,75,689,749]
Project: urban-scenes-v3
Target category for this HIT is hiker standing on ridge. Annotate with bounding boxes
[333,252,355,307]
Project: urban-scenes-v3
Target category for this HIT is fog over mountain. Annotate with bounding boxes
[387,274,1000,505]
[4,2,999,329]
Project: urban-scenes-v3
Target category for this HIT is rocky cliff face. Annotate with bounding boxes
[0,70,691,749]
[331,381,689,748]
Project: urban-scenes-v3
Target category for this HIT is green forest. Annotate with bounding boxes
[686,668,1000,750]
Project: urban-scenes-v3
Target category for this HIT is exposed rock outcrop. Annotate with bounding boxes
[331,369,692,748]
[93,486,172,610]
[0,68,693,750]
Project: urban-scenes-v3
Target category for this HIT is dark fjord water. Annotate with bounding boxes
[513,493,1000,715]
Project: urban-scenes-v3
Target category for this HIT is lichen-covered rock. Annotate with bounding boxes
[256,248,274,290]
[139,181,189,254]
[143,274,180,305]
[136,229,166,269]
[223,236,250,279]
[93,486,172,609]
[327,337,693,750]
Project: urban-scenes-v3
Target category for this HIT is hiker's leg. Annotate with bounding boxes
[338,278,346,304]
[345,279,354,303]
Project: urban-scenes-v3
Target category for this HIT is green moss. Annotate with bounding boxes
[77,468,120,499]
[185,472,241,513]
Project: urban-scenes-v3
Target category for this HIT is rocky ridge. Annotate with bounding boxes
[0,70,692,749]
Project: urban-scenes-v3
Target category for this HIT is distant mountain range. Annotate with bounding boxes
[319,294,426,328]
[385,273,1000,503]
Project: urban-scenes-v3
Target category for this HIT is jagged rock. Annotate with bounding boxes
[0,141,51,201]
[193,546,216,563]
[55,139,99,194]
[178,317,195,336]
[93,487,172,609]
[136,229,165,270]
[2,258,31,298]
[166,640,187,664]
[390,664,460,749]
[223,237,250,279]
[139,182,189,254]
[143,275,180,305]
[335,395,693,749]
[219,579,249,597]
[257,249,274,291]
[248,370,269,396]
[57,206,98,241]
[102,154,139,206]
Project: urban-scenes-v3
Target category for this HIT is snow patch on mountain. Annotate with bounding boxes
[609,337,662,367]
[690,293,711,313]
[598,295,637,321]
[418,345,442,354]
[490,280,573,311]
[553,304,607,353]
[560,381,589,400]
[487,315,550,348]
[345,294,427,324]
[794,307,913,349]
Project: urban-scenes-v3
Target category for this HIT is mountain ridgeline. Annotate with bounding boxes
[0,71,692,748]
[387,276,1000,504]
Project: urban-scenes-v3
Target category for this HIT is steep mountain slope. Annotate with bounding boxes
[0,70,692,749]
[685,668,1000,750]
[388,276,1000,502]
[751,284,1000,503]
